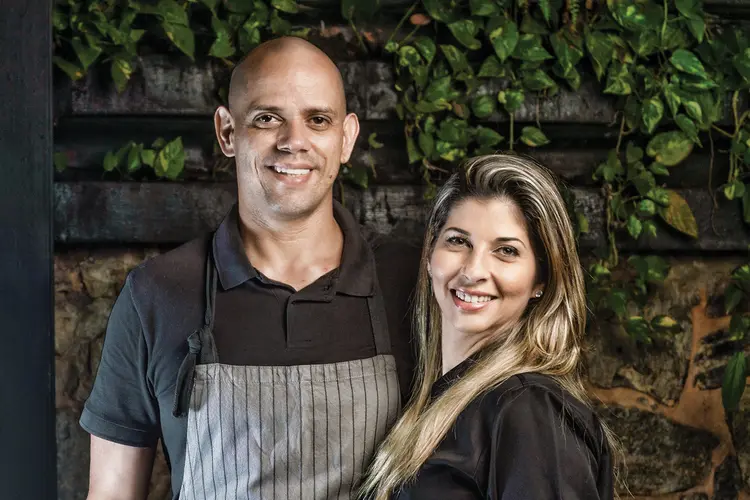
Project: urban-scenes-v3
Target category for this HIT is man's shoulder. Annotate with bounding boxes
[127,233,211,302]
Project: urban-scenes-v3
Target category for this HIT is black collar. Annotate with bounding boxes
[212,201,375,296]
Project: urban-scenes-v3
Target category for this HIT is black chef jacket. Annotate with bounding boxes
[392,358,614,500]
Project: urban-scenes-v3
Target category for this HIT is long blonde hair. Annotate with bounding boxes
[360,153,618,499]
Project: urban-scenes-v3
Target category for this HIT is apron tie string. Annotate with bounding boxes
[172,330,203,417]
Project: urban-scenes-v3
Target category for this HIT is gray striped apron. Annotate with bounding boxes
[172,250,401,499]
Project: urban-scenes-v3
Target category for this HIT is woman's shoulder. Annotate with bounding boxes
[471,373,607,452]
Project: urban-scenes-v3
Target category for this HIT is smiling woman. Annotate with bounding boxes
[361,153,619,500]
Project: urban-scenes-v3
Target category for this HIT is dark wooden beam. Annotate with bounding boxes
[54,182,750,251]
[0,0,57,498]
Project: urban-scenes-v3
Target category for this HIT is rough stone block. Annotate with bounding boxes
[598,405,718,495]
[56,410,90,500]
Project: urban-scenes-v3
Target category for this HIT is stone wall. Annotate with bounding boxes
[55,248,750,499]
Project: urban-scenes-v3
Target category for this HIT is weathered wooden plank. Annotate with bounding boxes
[54,115,730,188]
[54,182,750,251]
[64,55,624,123]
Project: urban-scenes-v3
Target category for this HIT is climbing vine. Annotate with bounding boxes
[53,0,750,409]
[382,0,750,411]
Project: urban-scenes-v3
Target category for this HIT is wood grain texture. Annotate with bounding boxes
[0,0,57,498]
[55,182,750,251]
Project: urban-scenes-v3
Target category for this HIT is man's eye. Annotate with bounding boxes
[310,116,329,126]
[255,114,277,124]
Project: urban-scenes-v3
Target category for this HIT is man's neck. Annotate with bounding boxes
[238,202,344,291]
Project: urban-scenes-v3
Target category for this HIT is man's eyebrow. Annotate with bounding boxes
[245,104,339,118]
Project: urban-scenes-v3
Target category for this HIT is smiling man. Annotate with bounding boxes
[81,37,417,500]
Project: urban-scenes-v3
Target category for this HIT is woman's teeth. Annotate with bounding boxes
[273,165,311,175]
[454,290,494,303]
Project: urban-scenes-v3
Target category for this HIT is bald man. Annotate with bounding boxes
[81,37,418,500]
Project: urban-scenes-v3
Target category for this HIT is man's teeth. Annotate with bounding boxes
[273,165,311,175]
[455,290,493,303]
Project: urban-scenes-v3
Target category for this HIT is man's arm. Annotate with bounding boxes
[87,437,155,500]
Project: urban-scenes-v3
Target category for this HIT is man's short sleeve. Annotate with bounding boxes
[79,274,160,448]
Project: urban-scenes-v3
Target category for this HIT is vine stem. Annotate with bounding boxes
[605,183,619,268]
[386,1,419,47]
[349,19,367,53]
[615,115,626,152]
[711,124,735,139]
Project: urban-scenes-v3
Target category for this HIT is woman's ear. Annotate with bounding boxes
[427,263,432,277]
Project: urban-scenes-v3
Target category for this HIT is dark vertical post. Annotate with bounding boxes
[0,1,57,499]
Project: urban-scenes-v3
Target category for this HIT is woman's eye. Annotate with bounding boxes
[446,236,467,246]
[497,246,518,257]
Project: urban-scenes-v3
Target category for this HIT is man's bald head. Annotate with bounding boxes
[228,37,346,116]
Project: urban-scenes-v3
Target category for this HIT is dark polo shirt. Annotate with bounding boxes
[80,201,419,498]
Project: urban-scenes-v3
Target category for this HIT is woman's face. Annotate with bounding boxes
[428,197,543,344]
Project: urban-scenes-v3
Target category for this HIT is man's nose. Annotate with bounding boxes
[276,118,311,154]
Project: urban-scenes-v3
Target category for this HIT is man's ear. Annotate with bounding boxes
[214,106,236,157]
[339,112,360,164]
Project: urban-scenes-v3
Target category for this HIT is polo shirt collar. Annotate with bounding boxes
[212,201,375,296]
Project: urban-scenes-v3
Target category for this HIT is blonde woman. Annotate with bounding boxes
[361,154,616,499]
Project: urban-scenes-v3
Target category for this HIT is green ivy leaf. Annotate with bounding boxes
[71,37,102,70]
[725,283,744,314]
[156,0,189,25]
[683,100,703,123]
[607,289,628,318]
[436,140,465,161]
[471,95,496,119]
[111,56,133,93]
[200,0,219,11]
[724,180,745,201]
[646,131,693,166]
[652,315,681,334]
[398,46,422,67]
[155,137,185,180]
[414,100,451,113]
[448,19,482,50]
[658,189,699,238]
[103,150,118,172]
[647,186,670,207]
[437,118,470,144]
[675,114,701,146]
[223,0,254,12]
[643,219,658,238]
[141,149,156,167]
[670,49,709,79]
[641,97,664,134]
[54,152,68,172]
[208,16,235,58]
[722,352,747,412]
[594,150,624,182]
[440,45,472,78]
[586,30,614,81]
[270,10,292,34]
[733,264,750,286]
[650,162,670,176]
[628,29,660,57]
[414,37,437,65]
[53,56,84,81]
[239,22,261,53]
[498,89,525,113]
[733,48,750,81]
[513,34,552,62]
[519,126,550,147]
[478,55,506,78]
[487,17,519,62]
[418,131,435,157]
[406,135,423,163]
[424,76,456,102]
[637,199,656,217]
[163,22,195,59]
[271,0,298,14]
[126,143,142,172]
[604,62,634,95]
[607,0,655,31]
[550,30,584,76]
[422,0,458,23]
[662,84,681,118]
[475,125,504,147]
[522,69,556,91]
[729,314,750,341]
[625,316,652,344]
[470,0,502,16]
[627,214,643,239]
[53,8,68,30]
[368,133,384,149]
[626,142,644,164]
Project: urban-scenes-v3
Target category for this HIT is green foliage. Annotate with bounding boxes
[101,137,185,180]
[53,0,300,91]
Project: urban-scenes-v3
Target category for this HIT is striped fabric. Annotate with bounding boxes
[179,354,401,500]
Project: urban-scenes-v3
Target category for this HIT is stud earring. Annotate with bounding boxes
[534,290,543,299]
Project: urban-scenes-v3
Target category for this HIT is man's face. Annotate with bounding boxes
[217,48,358,220]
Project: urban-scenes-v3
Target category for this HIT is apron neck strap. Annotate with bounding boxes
[366,263,392,356]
